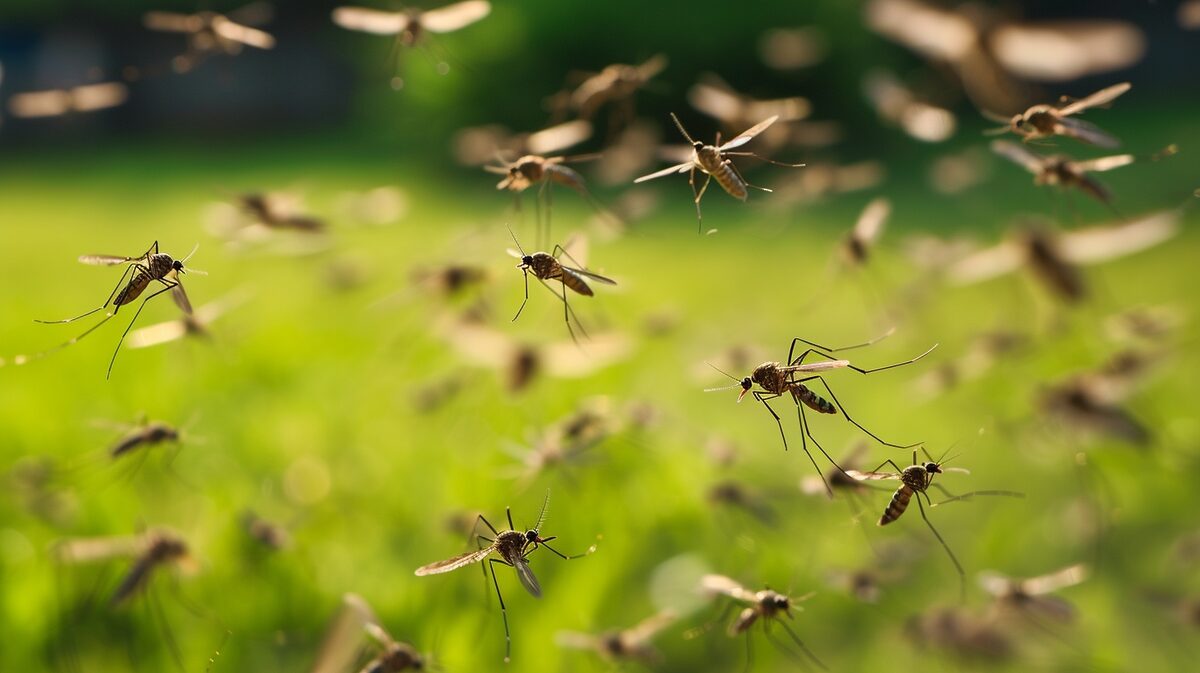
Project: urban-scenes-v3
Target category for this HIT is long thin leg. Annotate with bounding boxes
[742,630,753,673]
[752,392,787,450]
[722,150,806,168]
[505,507,516,532]
[916,493,965,601]
[764,628,811,672]
[793,401,832,496]
[800,375,920,449]
[726,161,772,193]
[535,278,589,342]
[149,587,186,673]
[864,457,907,476]
[779,620,827,671]
[36,263,136,324]
[533,540,594,560]
[487,558,513,662]
[551,244,594,277]
[511,270,530,322]
[929,483,1025,506]
[694,172,712,233]
[108,280,177,379]
[787,331,895,365]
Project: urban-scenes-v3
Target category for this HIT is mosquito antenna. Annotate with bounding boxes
[181,243,200,264]
[705,361,740,382]
[669,112,696,145]
[505,223,526,257]
[533,489,551,532]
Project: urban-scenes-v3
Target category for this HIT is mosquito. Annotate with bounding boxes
[310,593,426,673]
[555,611,676,665]
[841,197,892,266]
[1041,378,1150,446]
[687,74,811,145]
[128,291,246,350]
[906,606,1014,661]
[7,82,128,119]
[100,414,186,461]
[635,113,803,232]
[985,82,1130,148]
[863,70,956,143]
[242,511,291,551]
[707,479,775,524]
[143,4,276,73]
[452,119,593,167]
[413,494,594,662]
[991,139,1134,209]
[847,449,1023,600]
[979,564,1089,625]
[30,241,202,378]
[487,153,606,245]
[233,192,326,232]
[706,332,936,496]
[698,574,826,672]
[558,54,667,130]
[506,229,616,342]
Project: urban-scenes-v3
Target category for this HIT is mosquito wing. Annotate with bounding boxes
[1057,82,1132,117]
[332,6,409,35]
[422,0,492,33]
[991,140,1045,174]
[636,54,668,81]
[143,11,200,33]
[513,556,542,597]
[414,545,495,575]
[7,90,70,118]
[562,266,616,286]
[310,593,378,673]
[1056,117,1120,148]
[700,574,758,603]
[625,611,676,645]
[212,17,276,49]
[127,319,188,349]
[634,162,692,183]
[526,119,592,155]
[170,277,194,315]
[720,115,779,150]
[54,535,144,563]
[555,631,600,652]
[688,78,745,124]
[1071,153,1134,174]
[1022,564,1089,595]
[844,470,901,482]
[544,333,632,377]
[79,254,139,266]
[781,359,851,374]
[853,197,891,245]
[946,240,1024,285]
[865,0,977,62]
[1059,211,1179,265]
[990,23,1143,81]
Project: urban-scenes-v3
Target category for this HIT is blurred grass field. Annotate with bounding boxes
[1,105,1198,673]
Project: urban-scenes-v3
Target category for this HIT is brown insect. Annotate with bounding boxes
[979,564,1089,625]
[759,26,828,71]
[409,264,489,299]
[507,231,616,341]
[242,511,291,551]
[848,449,1022,599]
[54,529,193,608]
[98,414,185,462]
[7,82,128,119]
[487,152,607,243]
[555,611,676,665]
[128,292,246,350]
[991,140,1134,207]
[841,197,892,266]
[906,607,1014,661]
[635,113,803,232]
[414,494,593,662]
[698,574,826,671]
[499,403,614,490]
[310,593,426,673]
[144,3,276,73]
[862,70,956,143]
[706,479,775,524]
[27,241,201,378]
[1041,377,1151,446]
[947,210,1180,303]
[557,55,667,128]
[452,119,593,167]
[986,82,1130,148]
[231,192,325,233]
[706,333,936,495]
[687,75,811,144]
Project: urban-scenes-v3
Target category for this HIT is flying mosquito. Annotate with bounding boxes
[241,511,291,551]
[54,528,194,607]
[507,230,616,342]
[862,70,956,143]
[332,1,491,88]
[29,241,202,378]
[986,82,1130,148]
[128,292,246,350]
[991,139,1134,208]
[99,414,185,461]
[1041,377,1150,446]
[848,449,1023,599]
[706,479,775,524]
[698,574,826,671]
[232,192,326,232]
[635,113,803,232]
[706,332,936,495]
[144,3,276,73]
[906,606,1014,661]
[487,152,607,244]
[555,55,667,129]
[979,564,1089,625]
[452,119,593,167]
[414,494,594,662]
[555,611,676,665]
[7,82,128,119]
[310,593,426,673]
[841,197,892,266]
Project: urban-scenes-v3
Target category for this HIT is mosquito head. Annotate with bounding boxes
[519,254,534,268]
[524,529,539,543]
[692,140,704,151]
[1011,114,1028,133]
[923,462,943,474]
[172,259,185,273]
[736,377,752,402]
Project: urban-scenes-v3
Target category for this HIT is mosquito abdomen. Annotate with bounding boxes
[879,485,913,526]
[793,384,836,414]
[115,274,152,306]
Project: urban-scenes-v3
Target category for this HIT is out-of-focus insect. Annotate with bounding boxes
[54,529,194,607]
[499,406,613,490]
[555,55,667,129]
[128,292,246,350]
[334,186,408,226]
[1183,1,1200,29]
[311,593,426,673]
[7,82,128,119]
[687,75,811,151]
[144,3,275,73]
[991,140,1134,207]
[766,160,884,208]
[841,197,891,266]
[414,494,594,662]
[99,414,185,462]
[332,1,490,87]
[706,333,936,495]
[929,146,992,195]
[824,540,921,603]
[487,152,605,243]
[439,317,632,392]
[25,241,201,378]
[985,82,1129,148]
[799,443,877,501]
[979,564,1089,625]
[912,330,1029,399]
[863,70,956,142]
[906,607,1014,661]
[1105,305,1185,345]
[410,264,489,299]
[507,231,616,341]
[233,192,326,233]
[591,121,661,187]
[758,26,828,71]
[1041,377,1150,446]
[242,511,291,551]
[947,211,1180,303]
[452,119,593,167]
[849,449,1022,599]
[556,611,676,665]
[635,113,803,232]
[706,479,775,524]
[698,574,826,671]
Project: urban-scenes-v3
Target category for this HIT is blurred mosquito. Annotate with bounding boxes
[759,26,828,71]
[1041,377,1150,446]
[310,593,427,673]
[991,140,1134,211]
[128,292,246,350]
[554,55,667,132]
[332,1,491,88]
[635,113,803,232]
[232,192,326,232]
[507,230,616,342]
[452,119,593,167]
[144,3,276,73]
[848,449,1023,600]
[979,564,1089,626]
[863,70,956,143]
[985,82,1130,148]
[706,479,775,524]
[487,152,607,245]
[906,606,1014,661]
[556,610,676,665]
[7,82,128,119]
[824,541,921,604]
[840,197,891,267]
[706,332,936,496]
[696,574,826,671]
[687,75,811,151]
[414,494,594,662]
[242,511,291,551]
[501,400,617,488]
[410,264,489,299]
[29,241,202,378]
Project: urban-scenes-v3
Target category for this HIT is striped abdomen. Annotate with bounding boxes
[111,557,155,606]
[878,485,913,526]
[115,273,153,306]
[729,606,759,636]
[546,164,587,193]
[793,384,836,414]
[697,149,747,200]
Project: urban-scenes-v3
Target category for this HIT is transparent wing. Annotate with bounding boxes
[633,162,691,183]
[990,23,1143,81]
[127,320,188,349]
[1057,117,1120,148]
[636,54,669,81]
[946,240,1024,284]
[562,266,616,286]
[1023,563,1089,595]
[688,79,745,124]
[555,631,599,651]
[170,277,194,315]
[864,0,978,62]
[53,535,144,563]
[7,90,71,118]
[442,321,516,369]
[422,0,492,33]
[79,254,138,266]
[331,6,409,35]
[625,611,676,644]
[780,359,851,374]
[71,82,129,112]
[414,546,495,575]
[1059,210,1179,265]
[990,140,1045,174]
[700,574,758,603]
[720,115,779,150]
[1057,82,1132,116]
[977,571,1013,598]
[310,593,377,673]
[513,556,542,597]
[844,470,901,482]
[527,120,592,155]
[1071,154,1134,173]
[853,197,891,245]
[213,17,276,49]
[143,11,200,33]
[543,333,632,378]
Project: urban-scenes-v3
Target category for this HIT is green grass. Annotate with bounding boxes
[1,128,1198,673]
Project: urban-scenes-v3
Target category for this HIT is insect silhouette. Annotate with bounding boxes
[848,449,1023,600]
[242,511,291,551]
[144,3,276,73]
[978,564,1089,625]
[413,494,594,662]
[507,230,616,342]
[862,70,956,143]
[635,113,803,232]
[1041,377,1151,446]
[991,139,1134,209]
[841,197,892,266]
[487,152,607,245]
[706,333,936,496]
[906,606,1014,661]
[452,119,593,167]
[54,528,193,607]
[30,241,202,378]
[310,593,426,673]
[986,82,1130,148]
[7,82,128,119]
[555,610,676,665]
[556,55,667,131]
[698,574,826,671]
[127,292,246,350]
[231,192,326,233]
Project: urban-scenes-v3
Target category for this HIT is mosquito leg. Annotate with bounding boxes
[786,331,894,364]
[36,263,136,324]
[511,270,530,322]
[742,630,753,673]
[536,540,594,560]
[779,620,827,671]
[726,161,772,193]
[149,587,186,673]
[929,485,1025,506]
[535,278,589,342]
[916,493,965,601]
[479,514,501,537]
[864,457,907,475]
[752,392,787,450]
[487,558,513,662]
[793,401,832,497]
[107,281,177,379]
[843,344,938,375]
[800,375,920,449]
[694,172,713,233]
[763,627,811,672]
